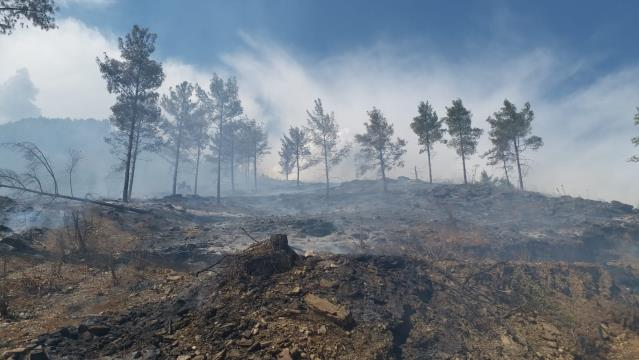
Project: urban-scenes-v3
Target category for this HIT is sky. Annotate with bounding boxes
[1,0,639,202]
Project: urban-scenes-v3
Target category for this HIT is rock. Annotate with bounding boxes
[611,200,633,213]
[28,349,49,360]
[167,275,183,281]
[2,348,26,360]
[304,294,354,328]
[176,355,191,360]
[277,348,293,360]
[319,279,337,288]
[87,325,110,337]
[212,349,226,360]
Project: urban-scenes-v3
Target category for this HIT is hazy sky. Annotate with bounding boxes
[1,0,638,202]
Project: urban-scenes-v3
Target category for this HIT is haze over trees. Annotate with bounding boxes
[485,100,543,190]
[629,108,639,163]
[197,74,243,204]
[97,25,165,202]
[443,99,483,185]
[285,126,314,187]
[0,0,56,34]
[410,101,445,183]
[278,135,295,181]
[355,107,406,192]
[239,118,269,190]
[306,98,350,198]
[160,81,199,196]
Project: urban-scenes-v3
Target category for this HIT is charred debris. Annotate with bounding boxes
[1,181,639,359]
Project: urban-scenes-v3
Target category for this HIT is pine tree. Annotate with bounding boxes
[489,100,543,190]
[443,99,482,185]
[190,94,211,196]
[240,118,269,190]
[160,81,199,196]
[410,101,445,183]
[97,25,164,202]
[0,0,56,35]
[278,135,295,181]
[306,98,350,198]
[483,114,513,186]
[197,74,243,204]
[287,126,314,187]
[354,107,406,192]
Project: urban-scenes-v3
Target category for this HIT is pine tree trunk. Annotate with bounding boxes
[296,148,300,188]
[230,136,235,193]
[172,127,183,196]
[216,109,224,205]
[460,136,467,185]
[379,149,387,193]
[514,137,524,191]
[323,143,329,198]
[502,157,510,185]
[254,152,257,191]
[426,146,433,184]
[194,127,203,196]
[122,118,136,202]
[128,126,141,198]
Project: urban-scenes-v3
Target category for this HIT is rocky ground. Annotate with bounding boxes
[1,179,639,359]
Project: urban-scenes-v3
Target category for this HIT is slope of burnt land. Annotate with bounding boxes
[14,235,639,360]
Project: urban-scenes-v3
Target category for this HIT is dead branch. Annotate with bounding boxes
[0,184,148,214]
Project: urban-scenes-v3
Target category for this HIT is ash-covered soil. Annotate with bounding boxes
[1,180,639,359]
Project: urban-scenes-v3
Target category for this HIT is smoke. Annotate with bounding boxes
[1,18,638,202]
[0,68,41,124]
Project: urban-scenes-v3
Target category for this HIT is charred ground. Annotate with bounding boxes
[1,180,639,359]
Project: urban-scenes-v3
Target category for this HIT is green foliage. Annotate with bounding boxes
[410,101,445,154]
[443,99,482,158]
[355,107,406,191]
[0,0,56,35]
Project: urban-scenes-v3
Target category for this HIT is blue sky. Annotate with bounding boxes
[2,0,639,201]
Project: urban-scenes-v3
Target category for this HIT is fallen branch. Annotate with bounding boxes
[0,184,148,214]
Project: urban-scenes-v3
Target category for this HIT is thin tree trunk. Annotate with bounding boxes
[0,184,148,213]
[68,170,74,197]
[194,128,203,196]
[254,154,257,191]
[514,137,524,190]
[459,135,467,184]
[296,149,300,188]
[502,157,511,185]
[323,143,329,198]
[128,126,141,198]
[426,146,433,184]
[379,149,387,193]
[216,114,223,205]
[123,118,136,202]
[172,122,183,196]
[230,136,235,193]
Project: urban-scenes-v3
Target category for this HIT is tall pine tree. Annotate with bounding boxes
[410,101,445,183]
[443,99,482,184]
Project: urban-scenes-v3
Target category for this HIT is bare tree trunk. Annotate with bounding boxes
[128,126,141,198]
[254,154,257,191]
[194,128,203,196]
[296,149,300,188]
[123,118,136,202]
[426,146,433,184]
[216,107,224,205]
[323,143,329,198]
[68,171,74,197]
[459,135,467,185]
[172,126,183,196]
[379,149,387,193]
[230,136,235,193]
[502,157,511,185]
[514,137,524,191]
[0,184,147,213]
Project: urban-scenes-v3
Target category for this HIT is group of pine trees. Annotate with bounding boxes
[97,26,268,203]
[410,99,543,190]
[278,98,543,194]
